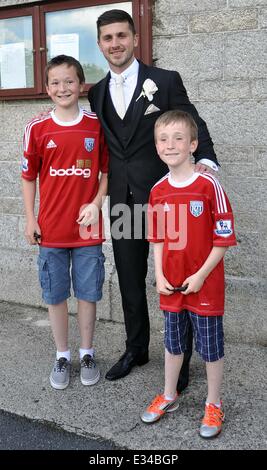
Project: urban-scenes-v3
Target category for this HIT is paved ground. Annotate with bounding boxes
[0,301,266,450]
[0,409,116,450]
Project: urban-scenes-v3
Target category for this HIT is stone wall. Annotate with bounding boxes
[0,0,266,345]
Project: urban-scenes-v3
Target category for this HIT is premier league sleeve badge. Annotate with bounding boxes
[215,219,233,237]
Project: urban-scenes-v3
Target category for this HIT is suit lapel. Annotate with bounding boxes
[94,73,110,129]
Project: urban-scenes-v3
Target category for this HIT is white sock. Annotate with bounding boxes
[79,348,94,360]
[206,401,221,408]
[164,394,176,401]
[56,350,70,361]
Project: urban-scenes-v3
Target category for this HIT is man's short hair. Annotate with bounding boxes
[45,55,85,85]
[154,110,198,142]
[97,9,136,39]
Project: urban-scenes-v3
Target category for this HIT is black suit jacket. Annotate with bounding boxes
[88,61,218,207]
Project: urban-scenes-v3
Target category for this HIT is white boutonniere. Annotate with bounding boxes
[136,78,158,102]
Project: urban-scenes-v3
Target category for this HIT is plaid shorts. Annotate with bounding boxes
[164,310,224,362]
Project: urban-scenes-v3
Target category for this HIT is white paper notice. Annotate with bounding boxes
[1,42,27,89]
[50,34,79,60]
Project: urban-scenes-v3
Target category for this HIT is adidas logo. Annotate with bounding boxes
[164,202,170,212]
[46,139,57,149]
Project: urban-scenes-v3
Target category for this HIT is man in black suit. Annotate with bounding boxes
[88,10,219,388]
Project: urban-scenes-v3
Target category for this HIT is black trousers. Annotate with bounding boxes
[111,193,150,353]
[110,194,193,391]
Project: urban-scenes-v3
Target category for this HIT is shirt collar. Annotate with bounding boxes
[110,58,139,83]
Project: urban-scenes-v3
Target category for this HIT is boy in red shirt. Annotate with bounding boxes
[22,55,108,390]
[141,110,236,438]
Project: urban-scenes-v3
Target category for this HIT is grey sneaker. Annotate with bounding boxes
[50,357,71,390]
[80,354,100,385]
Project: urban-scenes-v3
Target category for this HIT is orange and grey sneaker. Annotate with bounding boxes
[199,402,224,438]
[141,393,179,424]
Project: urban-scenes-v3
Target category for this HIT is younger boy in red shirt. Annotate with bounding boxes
[141,110,236,438]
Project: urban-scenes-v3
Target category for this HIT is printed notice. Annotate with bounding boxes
[1,42,26,89]
[50,34,79,60]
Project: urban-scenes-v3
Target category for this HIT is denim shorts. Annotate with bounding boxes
[38,245,105,305]
[164,310,224,362]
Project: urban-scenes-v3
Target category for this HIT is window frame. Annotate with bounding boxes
[0,0,152,100]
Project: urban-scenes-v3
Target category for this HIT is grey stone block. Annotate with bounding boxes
[229,0,267,7]
[0,247,42,306]
[153,35,223,80]
[0,162,21,198]
[252,79,267,98]
[0,215,19,249]
[220,176,266,212]
[199,80,251,100]
[0,142,22,161]
[196,101,267,146]
[152,13,188,36]
[225,233,260,278]
[224,277,266,346]
[224,31,267,79]
[154,0,227,13]
[215,145,253,165]
[233,211,259,233]
[259,7,267,28]
[254,148,267,177]
[219,159,255,178]
[190,10,258,33]
[0,197,24,215]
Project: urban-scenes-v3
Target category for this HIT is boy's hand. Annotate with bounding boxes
[180,273,205,295]
[156,274,175,296]
[25,219,41,245]
[77,203,99,227]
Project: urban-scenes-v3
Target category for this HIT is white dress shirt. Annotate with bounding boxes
[109,58,139,110]
[108,59,218,171]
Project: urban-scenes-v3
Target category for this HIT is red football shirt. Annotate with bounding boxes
[22,108,109,247]
[148,172,237,316]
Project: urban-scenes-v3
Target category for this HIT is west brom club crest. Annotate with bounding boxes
[190,201,203,217]
[84,138,95,152]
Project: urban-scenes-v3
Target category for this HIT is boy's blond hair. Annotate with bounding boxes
[154,110,198,142]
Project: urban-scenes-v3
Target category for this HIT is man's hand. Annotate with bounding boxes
[195,162,216,175]
[28,108,52,122]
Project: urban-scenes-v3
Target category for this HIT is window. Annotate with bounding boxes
[0,0,152,99]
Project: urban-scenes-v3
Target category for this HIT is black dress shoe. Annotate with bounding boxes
[105,350,149,381]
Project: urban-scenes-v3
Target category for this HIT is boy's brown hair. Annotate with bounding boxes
[154,110,198,142]
[45,55,85,85]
